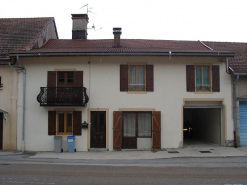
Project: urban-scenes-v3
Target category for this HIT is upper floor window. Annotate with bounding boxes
[196,66,210,91]
[186,65,220,92]
[120,64,153,92]
[129,65,145,91]
[57,72,74,87]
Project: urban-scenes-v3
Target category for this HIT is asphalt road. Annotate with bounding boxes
[0,153,247,184]
[0,163,247,185]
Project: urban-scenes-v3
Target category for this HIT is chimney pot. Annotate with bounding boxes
[113,27,122,47]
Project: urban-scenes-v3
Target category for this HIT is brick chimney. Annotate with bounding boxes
[71,14,89,39]
[113,28,122,47]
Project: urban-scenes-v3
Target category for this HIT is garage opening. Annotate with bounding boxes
[183,102,222,147]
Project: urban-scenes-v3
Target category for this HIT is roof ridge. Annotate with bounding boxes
[198,40,213,51]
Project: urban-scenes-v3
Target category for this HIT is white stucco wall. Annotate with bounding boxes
[16,55,234,151]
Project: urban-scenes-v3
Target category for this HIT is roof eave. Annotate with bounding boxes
[9,52,235,57]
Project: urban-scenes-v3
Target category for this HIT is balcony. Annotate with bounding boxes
[37,87,89,106]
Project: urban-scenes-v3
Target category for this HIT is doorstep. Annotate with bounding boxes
[88,148,109,152]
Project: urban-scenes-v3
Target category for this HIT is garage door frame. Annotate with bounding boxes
[183,100,224,146]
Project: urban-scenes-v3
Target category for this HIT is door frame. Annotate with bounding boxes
[87,108,109,150]
[0,113,3,150]
[182,99,225,147]
[90,111,106,148]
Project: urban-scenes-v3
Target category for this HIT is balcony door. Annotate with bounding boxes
[90,111,106,148]
[57,72,74,103]
[0,113,3,150]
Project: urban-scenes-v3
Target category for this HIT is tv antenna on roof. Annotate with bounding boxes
[88,23,102,31]
[80,4,102,31]
[80,4,95,14]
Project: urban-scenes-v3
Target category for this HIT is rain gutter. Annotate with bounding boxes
[9,52,235,57]
[8,56,26,152]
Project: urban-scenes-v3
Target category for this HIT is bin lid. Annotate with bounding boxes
[67,136,75,139]
[54,136,62,139]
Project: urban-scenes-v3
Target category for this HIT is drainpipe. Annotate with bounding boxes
[9,56,26,152]
[233,74,239,148]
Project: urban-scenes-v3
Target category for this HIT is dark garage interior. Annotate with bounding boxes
[183,108,221,147]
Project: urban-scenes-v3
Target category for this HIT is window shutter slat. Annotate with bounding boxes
[47,71,56,87]
[212,65,220,92]
[120,65,128,91]
[73,71,83,87]
[152,111,161,150]
[186,65,195,92]
[73,111,82,135]
[113,111,122,150]
[146,65,154,92]
[47,71,56,103]
[48,111,56,135]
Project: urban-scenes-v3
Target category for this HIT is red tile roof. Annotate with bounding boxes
[18,39,232,54]
[0,17,56,61]
[204,41,247,74]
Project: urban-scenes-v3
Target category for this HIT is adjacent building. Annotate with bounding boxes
[0,17,58,150]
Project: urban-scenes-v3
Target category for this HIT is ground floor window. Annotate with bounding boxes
[123,112,152,138]
[58,111,73,135]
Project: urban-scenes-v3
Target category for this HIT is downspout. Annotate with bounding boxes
[9,56,26,152]
[233,74,239,148]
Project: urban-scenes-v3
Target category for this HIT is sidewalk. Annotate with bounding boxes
[27,146,247,160]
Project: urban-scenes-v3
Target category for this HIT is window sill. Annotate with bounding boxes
[194,91,214,94]
[127,91,147,94]
[56,133,73,137]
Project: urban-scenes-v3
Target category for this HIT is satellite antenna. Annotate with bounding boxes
[80,4,102,31]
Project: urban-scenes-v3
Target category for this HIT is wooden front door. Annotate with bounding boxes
[90,111,106,148]
[0,113,3,150]
[122,112,137,149]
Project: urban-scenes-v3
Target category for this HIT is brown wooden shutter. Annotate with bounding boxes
[48,111,56,135]
[73,111,82,135]
[186,65,195,92]
[113,111,122,150]
[146,65,154,92]
[212,65,220,92]
[152,111,161,150]
[73,71,83,87]
[120,65,128,91]
[47,71,56,87]
[47,71,56,103]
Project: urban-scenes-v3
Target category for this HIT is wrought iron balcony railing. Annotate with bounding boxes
[37,87,89,106]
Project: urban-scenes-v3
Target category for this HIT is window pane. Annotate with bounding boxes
[58,112,64,132]
[67,72,73,87]
[130,66,136,90]
[138,113,151,137]
[203,67,209,90]
[58,72,65,87]
[138,66,144,90]
[99,113,105,132]
[123,113,136,137]
[66,112,73,132]
[196,67,202,90]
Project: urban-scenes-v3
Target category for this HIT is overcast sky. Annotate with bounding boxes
[1,0,247,42]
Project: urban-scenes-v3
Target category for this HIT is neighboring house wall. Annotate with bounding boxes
[236,76,247,98]
[16,55,234,151]
[0,66,18,150]
[29,19,58,50]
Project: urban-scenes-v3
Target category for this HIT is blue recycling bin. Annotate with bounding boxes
[67,136,75,153]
